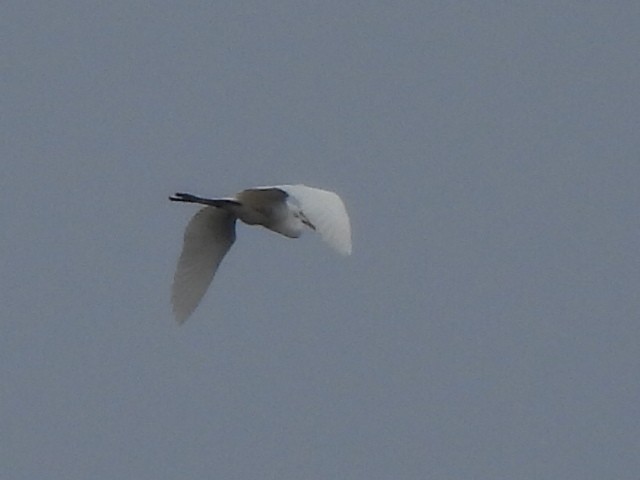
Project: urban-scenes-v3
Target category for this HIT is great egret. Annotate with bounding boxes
[169,184,352,323]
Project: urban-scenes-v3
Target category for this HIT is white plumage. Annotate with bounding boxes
[169,184,352,323]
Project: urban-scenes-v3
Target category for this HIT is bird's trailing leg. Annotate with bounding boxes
[169,192,242,208]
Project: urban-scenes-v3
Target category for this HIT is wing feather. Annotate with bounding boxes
[171,207,236,323]
[276,184,352,255]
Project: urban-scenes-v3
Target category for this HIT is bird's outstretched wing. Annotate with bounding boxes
[171,207,236,323]
[277,184,352,255]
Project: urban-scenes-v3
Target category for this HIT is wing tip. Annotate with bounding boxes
[330,238,352,256]
[171,297,192,325]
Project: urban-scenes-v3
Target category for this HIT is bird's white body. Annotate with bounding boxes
[170,184,351,323]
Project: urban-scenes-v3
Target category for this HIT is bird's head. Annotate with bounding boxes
[294,210,315,230]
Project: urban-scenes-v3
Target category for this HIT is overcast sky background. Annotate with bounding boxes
[2,2,639,479]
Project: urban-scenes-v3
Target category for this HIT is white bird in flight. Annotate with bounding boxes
[169,184,352,323]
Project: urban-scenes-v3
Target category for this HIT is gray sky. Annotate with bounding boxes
[3,2,639,479]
